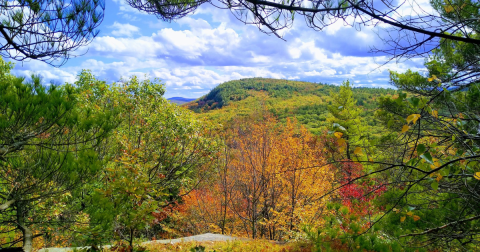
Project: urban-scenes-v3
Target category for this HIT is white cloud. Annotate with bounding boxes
[110,22,140,37]
[176,17,212,30]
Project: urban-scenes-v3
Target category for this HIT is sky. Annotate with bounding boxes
[10,0,430,98]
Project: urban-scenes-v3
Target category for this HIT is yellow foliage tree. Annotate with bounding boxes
[176,113,334,240]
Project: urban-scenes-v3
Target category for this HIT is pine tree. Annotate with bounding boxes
[327,80,365,160]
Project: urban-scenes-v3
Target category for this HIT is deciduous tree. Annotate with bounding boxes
[77,73,219,247]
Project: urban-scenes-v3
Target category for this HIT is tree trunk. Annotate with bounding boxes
[16,202,33,252]
[346,138,351,160]
[129,228,134,252]
[289,170,296,231]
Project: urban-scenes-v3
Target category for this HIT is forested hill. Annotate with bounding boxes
[185,78,397,134]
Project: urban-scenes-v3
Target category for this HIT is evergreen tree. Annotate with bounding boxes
[0,61,118,252]
[327,80,365,160]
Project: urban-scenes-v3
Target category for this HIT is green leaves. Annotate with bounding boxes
[420,152,434,164]
[417,144,426,155]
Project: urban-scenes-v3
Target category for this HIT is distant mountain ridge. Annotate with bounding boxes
[168,97,196,105]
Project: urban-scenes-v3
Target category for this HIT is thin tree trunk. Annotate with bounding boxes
[289,169,296,231]
[16,202,33,252]
[346,139,351,160]
[129,228,134,252]
[221,160,228,235]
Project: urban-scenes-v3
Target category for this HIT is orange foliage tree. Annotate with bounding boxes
[174,113,334,241]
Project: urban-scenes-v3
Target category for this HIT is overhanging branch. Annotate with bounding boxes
[243,0,480,45]
[0,199,15,211]
[400,215,480,237]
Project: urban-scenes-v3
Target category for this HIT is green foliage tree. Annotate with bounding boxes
[76,72,219,248]
[0,61,118,252]
[372,41,480,248]
[326,81,366,160]
[335,9,480,248]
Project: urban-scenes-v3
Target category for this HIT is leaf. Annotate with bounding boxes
[354,147,363,156]
[401,125,410,133]
[432,110,438,118]
[334,132,343,139]
[338,138,346,146]
[387,119,394,128]
[400,216,406,222]
[406,211,413,216]
[474,172,480,180]
[444,5,454,13]
[431,181,439,191]
[409,97,420,107]
[420,152,433,164]
[436,174,443,182]
[413,215,421,222]
[427,77,434,82]
[417,144,426,155]
[406,114,421,124]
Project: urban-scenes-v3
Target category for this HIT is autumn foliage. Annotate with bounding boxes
[171,113,334,240]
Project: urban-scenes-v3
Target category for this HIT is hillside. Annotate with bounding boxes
[185,78,396,134]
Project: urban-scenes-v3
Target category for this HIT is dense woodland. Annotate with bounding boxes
[1,0,480,250]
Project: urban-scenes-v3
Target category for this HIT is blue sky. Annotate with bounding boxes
[10,0,429,98]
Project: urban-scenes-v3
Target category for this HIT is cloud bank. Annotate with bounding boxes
[10,0,427,98]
